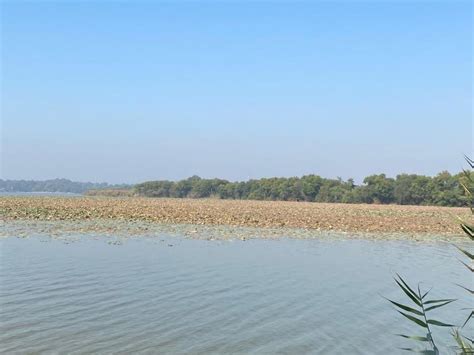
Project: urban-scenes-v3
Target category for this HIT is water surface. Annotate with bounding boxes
[0,234,471,354]
[0,192,82,197]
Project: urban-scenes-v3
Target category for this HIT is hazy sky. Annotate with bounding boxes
[1,1,472,184]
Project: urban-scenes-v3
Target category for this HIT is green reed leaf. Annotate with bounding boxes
[461,310,473,328]
[388,299,423,316]
[425,299,455,312]
[456,284,474,295]
[395,275,421,307]
[464,155,474,169]
[398,311,428,328]
[461,224,474,239]
[421,288,432,300]
[459,259,474,272]
[426,319,454,327]
[456,246,474,261]
[424,298,456,304]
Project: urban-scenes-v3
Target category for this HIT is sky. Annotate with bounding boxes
[1,1,472,184]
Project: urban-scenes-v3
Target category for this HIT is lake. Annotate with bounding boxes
[0,192,82,197]
[0,233,471,354]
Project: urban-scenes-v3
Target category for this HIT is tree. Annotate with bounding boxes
[363,174,395,204]
[394,174,432,205]
[430,171,463,207]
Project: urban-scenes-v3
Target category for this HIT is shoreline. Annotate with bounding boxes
[0,196,469,239]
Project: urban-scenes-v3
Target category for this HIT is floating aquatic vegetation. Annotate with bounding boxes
[0,196,469,238]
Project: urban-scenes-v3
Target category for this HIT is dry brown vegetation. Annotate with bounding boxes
[0,196,469,235]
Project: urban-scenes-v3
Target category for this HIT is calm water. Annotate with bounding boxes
[0,235,471,354]
[0,192,82,197]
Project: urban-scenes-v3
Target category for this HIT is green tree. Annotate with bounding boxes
[394,174,432,205]
[363,174,395,204]
[430,171,463,206]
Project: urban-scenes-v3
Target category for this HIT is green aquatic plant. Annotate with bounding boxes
[389,156,474,354]
[453,329,474,354]
[452,155,474,353]
[388,274,455,354]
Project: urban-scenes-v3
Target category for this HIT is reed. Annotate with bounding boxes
[389,157,474,354]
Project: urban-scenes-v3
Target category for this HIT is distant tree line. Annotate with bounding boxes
[134,171,473,207]
[0,178,129,194]
[2,172,471,207]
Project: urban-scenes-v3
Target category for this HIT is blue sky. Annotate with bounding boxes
[1,1,472,183]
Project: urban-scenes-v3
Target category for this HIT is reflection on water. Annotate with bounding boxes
[0,235,471,354]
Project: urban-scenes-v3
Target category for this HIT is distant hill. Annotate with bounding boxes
[0,178,130,194]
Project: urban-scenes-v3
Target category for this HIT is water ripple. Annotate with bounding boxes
[0,236,471,354]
